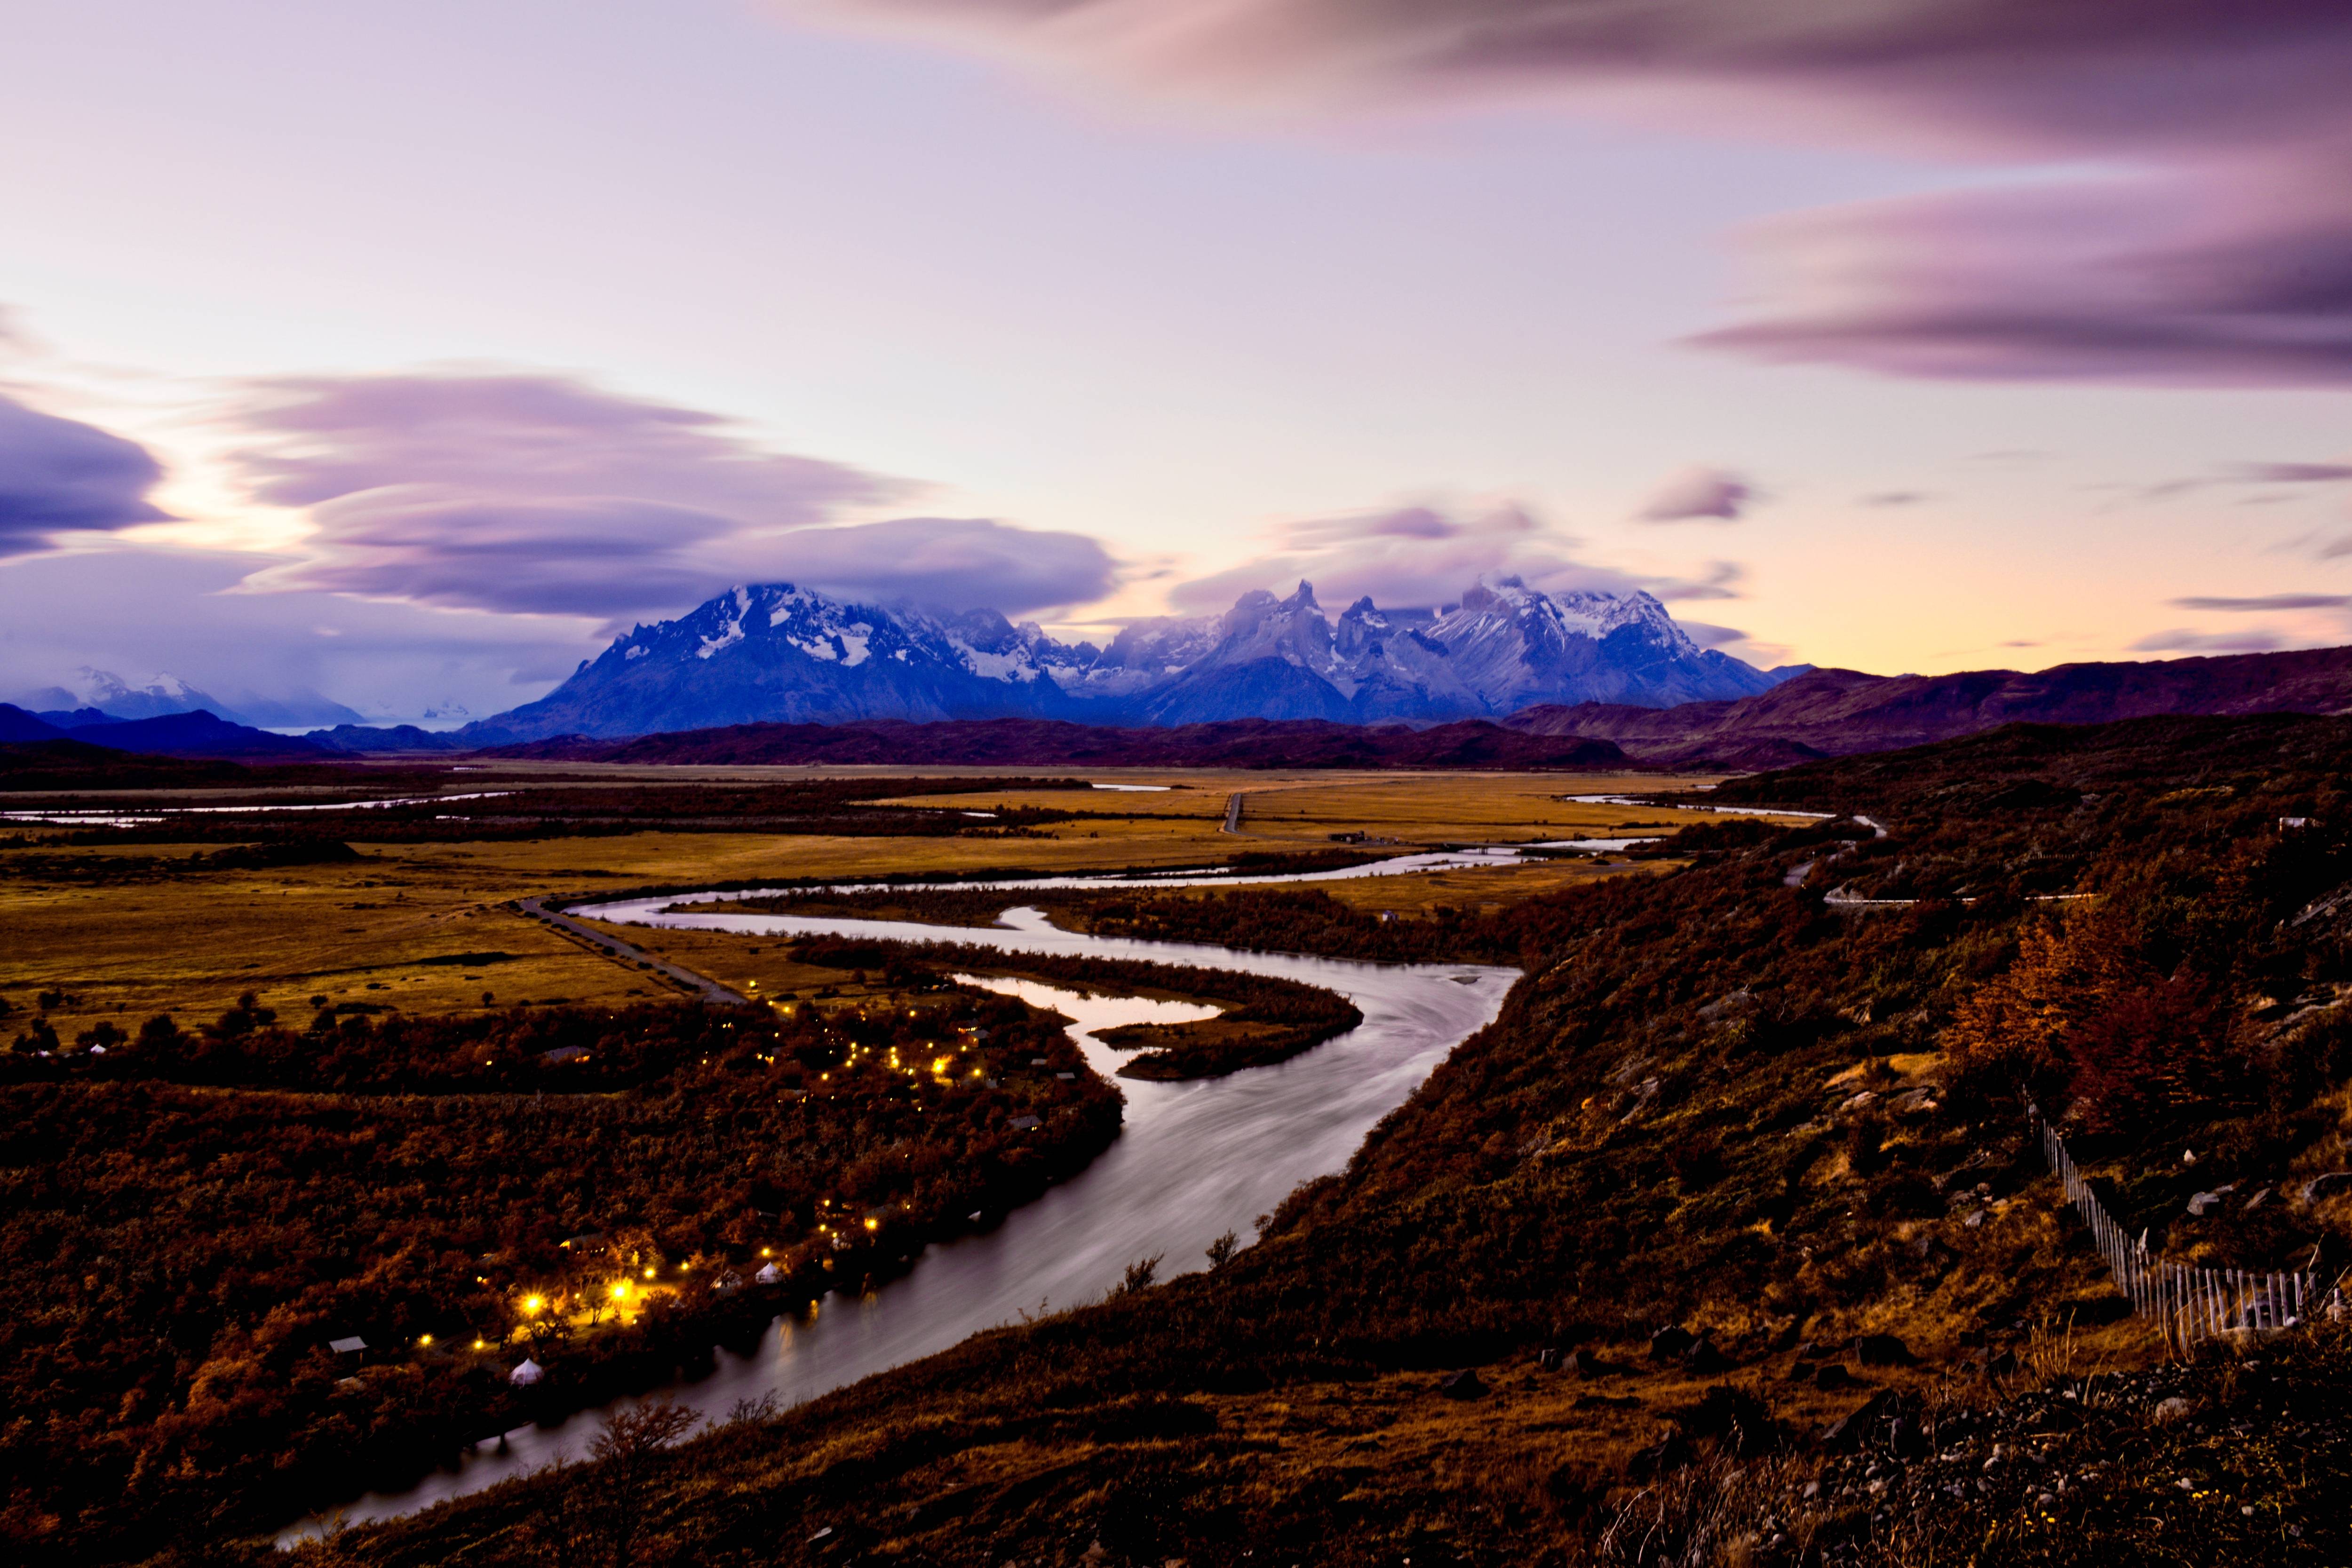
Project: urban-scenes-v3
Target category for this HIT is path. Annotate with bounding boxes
[515,895,752,1004]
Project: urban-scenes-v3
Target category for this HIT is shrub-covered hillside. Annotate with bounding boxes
[238,719,2352,1561]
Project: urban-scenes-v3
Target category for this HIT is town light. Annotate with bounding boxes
[523,1295,545,1316]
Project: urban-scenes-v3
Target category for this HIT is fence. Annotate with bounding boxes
[2026,1098,2337,1350]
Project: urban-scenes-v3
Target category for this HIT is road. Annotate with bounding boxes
[515,894,752,1004]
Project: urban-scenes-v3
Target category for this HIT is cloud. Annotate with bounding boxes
[1167,501,1612,613]
[801,1,2352,387]
[0,546,604,724]
[2228,462,2352,484]
[755,515,1120,612]
[230,372,1115,620]
[2169,594,2352,612]
[0,390,171,557]
[2128,628,2288,654]
[1637,465,1753,523]
[1689,176,2352,387]
[1646,559,1746,601]
[1860,491,1928,507]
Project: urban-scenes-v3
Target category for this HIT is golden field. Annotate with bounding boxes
[1,768,1804,1032]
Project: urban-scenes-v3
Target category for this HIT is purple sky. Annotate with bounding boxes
[2,0,2348,722]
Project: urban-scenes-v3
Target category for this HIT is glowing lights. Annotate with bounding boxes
[418,1334,433,1347]
[611,1282,630,1301]
[523,1295,545,1316]
[643,1266,656,1279]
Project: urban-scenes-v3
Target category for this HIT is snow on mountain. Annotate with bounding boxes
[463,576,1786,742]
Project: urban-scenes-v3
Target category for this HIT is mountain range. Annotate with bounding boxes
[428,577,1788,744]
[5,668,365,730]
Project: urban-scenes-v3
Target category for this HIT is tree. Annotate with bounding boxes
[583,1399,700,1565]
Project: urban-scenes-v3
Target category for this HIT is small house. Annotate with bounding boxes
[329,1336,366,1360]
[509,1357,545,1387]
[755,1262,783,1286]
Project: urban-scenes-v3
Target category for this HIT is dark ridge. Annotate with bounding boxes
[483,716,1629,770]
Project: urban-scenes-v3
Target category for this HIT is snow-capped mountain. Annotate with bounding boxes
[15,667,229,721]
[463,577,1788,742]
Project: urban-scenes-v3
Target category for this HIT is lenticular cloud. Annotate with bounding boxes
[0,392,171,556]
[231,372,1118,621]
[801,0,2352,386]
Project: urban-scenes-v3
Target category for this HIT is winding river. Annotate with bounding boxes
[285,900,1517,1539]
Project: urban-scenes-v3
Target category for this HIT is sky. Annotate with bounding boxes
[2,0,2349,724]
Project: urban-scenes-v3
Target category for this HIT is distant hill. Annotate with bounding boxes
[454,576,1784,742]
[0,705,329,760]
[305,723,470,754]
[487,716,1629,770]
[0,739,272,792]
[1503,645,2352,766]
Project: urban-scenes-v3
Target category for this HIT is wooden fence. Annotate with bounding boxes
[2026,1099,2337,1350]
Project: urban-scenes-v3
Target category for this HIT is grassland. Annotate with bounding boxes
[0,768,1780,1034]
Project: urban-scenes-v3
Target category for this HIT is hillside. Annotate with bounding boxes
[1507,643,2352,765]
[293,713,2352,1567]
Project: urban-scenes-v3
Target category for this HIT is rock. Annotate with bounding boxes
[1856,1333,1914,1367]
[1815,1363,1861,1391]
[1888,1416,1928,1458]
[1791,1339,1821,1361]
[1962,1209,1987,1228]
[2299,1172,2352,1204]
[1685,1338,1733,1374]
[2243,1187,2271,1212]
[1670,1385,1780,1457]
[1567,1348,1618,1379]
[2187,1191,2224,1217]
[1820,1393,1892,1452]
[1649,1325,1696,1361]
[1537,1347,1562,1372]
[2153,1396,2193,1424]
[1437,1368,1486,1400]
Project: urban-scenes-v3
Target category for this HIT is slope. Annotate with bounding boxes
[302,714,2352,1567]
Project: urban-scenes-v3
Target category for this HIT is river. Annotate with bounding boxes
[284,901,1517,1539]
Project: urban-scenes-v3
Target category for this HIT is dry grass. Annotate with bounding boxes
[1,771,1804,1031]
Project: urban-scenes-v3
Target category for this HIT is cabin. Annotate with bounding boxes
[328,1335,367,1361]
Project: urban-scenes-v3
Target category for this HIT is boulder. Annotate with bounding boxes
[1437,1369,1486,1401]
[1685,1338,1733,1374]
[1855,1333,1914,1367]
[1819,1392,1894,1452]
[1814,1362,1860,1391]
[1567,1348,1619,1379]
[1649,1325,1696,1362]
[1536,1347,1562,1373]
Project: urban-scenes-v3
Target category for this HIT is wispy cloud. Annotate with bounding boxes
[0,390,171,557]
[811,0,2352,387]
[2129,628,2287,654]
[230,372,1117,620]
[2168,593,2352,612]
[1636,465,1754,523]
